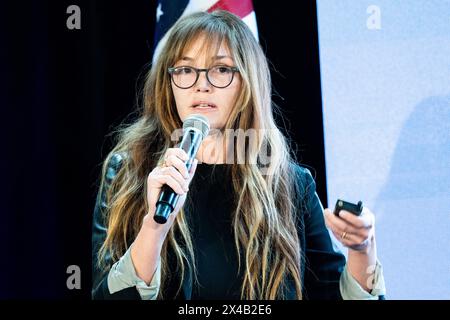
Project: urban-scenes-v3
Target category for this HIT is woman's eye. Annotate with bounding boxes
[175,67,193,74]
[215,66,231,73]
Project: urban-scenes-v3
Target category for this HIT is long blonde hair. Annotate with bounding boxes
[97,10,304,299]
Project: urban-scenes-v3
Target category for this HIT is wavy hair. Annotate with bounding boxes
[97,10,303,299]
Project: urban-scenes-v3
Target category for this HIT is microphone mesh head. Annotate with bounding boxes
[183,114,210,139]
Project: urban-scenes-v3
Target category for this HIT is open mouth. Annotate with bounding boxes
[191,102,217,110]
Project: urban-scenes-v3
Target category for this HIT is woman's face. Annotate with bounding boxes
[170,36,241,131]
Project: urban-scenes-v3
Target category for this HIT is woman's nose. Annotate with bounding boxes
[195,71,211,92]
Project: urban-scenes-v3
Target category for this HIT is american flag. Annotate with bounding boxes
[152,0,258,64]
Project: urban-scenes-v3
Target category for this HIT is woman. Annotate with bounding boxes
[92,10,385,300]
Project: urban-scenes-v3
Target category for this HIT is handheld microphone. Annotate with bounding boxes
[153,114,210,224]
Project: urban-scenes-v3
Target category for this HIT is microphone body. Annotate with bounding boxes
[153,115,209,224]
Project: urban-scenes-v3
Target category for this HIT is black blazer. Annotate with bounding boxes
[92,154,373,300]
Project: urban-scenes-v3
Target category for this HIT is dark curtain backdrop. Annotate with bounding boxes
[0,0,325,299]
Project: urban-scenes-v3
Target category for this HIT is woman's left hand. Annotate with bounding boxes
[324,206,375,253]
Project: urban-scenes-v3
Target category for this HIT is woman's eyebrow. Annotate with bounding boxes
[179,55,233,61]
[214,55,233,60]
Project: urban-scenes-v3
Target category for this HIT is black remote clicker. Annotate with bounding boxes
[334,199,363,216]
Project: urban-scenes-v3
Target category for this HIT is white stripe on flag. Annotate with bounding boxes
[242,11,258,41]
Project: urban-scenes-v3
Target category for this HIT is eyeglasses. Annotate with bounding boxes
[168,65,239,89]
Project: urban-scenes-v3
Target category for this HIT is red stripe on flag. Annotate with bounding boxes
[207,0,253,18]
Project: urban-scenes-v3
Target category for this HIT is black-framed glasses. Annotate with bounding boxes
[168,65,239,89]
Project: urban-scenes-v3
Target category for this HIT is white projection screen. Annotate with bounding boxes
[316,0,450,299]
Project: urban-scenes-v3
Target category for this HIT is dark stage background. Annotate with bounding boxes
[0,0,325,299]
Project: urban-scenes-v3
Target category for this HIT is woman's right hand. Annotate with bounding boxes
[131,148,198,285]
[143,147,198,242]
